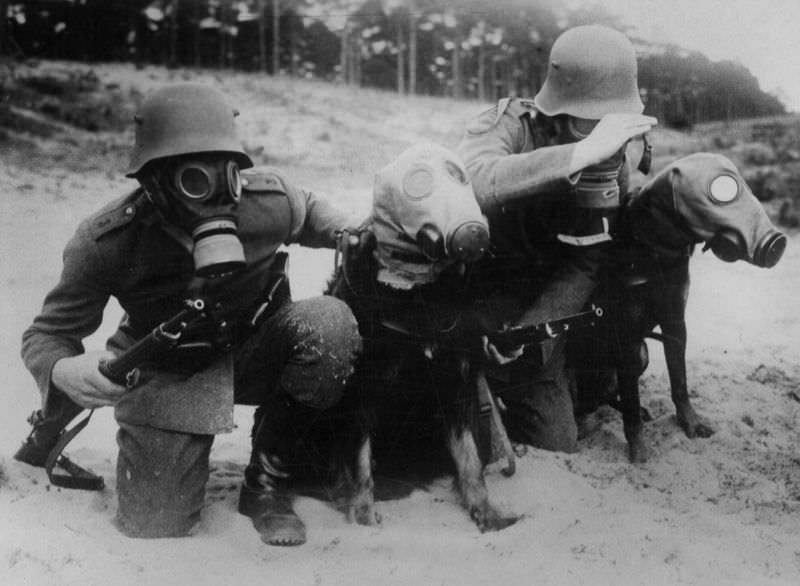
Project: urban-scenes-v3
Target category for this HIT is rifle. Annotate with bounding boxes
[487,305,605,353]
[98,298,208,388]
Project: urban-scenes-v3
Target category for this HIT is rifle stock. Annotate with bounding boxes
[98,298,207,388]
[488,305,604,352]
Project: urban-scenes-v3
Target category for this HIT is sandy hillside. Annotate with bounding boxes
[1,62,799,586]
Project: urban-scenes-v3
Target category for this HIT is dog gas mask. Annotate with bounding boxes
[555,116,651,246]
[139,153,247,277]
[631,152,787,268]
[371,144,490,289]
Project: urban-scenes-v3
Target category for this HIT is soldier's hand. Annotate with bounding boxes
[482,336,524,365]
[51,352,128,409]
[570,113,658,173]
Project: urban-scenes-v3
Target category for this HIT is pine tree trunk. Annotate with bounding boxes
[290,20,298,76]
[409,12,417,95]
[169,0,180,67]
[340,23,349,84]
[452,27,463,99]
[397,22,405,94]
[477,20,486,102]
[272,0,280,74]
[478,44,486,101]
[0,0,8,55]
[258,0,267,72]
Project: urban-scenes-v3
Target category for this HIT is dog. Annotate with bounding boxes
[571,152,787,462]
[326,143,519,532]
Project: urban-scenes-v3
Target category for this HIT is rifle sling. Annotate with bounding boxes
[44,410,105,491]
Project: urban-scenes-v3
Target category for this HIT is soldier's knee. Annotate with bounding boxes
[115,423,213,538]
[281,296,361,410]
[290,297,360,351]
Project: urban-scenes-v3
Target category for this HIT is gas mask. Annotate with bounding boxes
[140,153,247,277]
[696,171,786,268]
[633,153,786,269]
[372,144,490,289]
[555,116,651,246]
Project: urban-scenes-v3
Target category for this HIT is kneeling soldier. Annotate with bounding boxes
[16,83,362,546]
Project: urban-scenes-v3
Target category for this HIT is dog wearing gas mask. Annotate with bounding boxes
[571,152,787,463]
[326,143,519,533]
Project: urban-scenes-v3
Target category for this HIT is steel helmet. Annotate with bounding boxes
[533,25,644,120]
[125,83,253,177]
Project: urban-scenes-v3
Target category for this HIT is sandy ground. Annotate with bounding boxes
[1,63,799,586]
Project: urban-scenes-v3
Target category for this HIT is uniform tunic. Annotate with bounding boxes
[21,166,359,435]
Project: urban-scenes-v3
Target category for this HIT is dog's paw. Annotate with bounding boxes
[346,500,381,526]
[684,418,715,439]
[677,407,715,439]
[627,436,650,463]
[470,504,520,533]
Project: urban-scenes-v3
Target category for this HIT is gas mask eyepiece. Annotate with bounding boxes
[172,159,242,202]
[565,116,599,140]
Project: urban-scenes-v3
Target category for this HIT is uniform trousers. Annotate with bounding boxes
[478,244,609,453]
[114,295,361,538]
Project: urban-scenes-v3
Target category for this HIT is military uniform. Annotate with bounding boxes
[21,166,362,536]
[457,98,631,452]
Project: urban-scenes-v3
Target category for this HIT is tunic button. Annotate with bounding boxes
[124,205,135,215]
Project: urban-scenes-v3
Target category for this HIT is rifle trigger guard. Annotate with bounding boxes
[155,323,184,343]
[124,368,141,389]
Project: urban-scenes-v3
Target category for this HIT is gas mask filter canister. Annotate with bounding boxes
[556,117,624,246]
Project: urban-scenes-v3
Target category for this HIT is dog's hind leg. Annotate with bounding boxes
[348,433,380,526]
[617,339,650,463]
[332,405,380,527]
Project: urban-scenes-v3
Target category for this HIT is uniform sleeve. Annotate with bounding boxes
[20,222,111,407]
[456,107,579,213]
[293,188,365,249]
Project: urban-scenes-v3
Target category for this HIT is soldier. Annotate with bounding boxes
[15,83,363,546]
[457,25,657,452]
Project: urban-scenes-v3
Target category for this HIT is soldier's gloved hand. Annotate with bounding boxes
[482,336,524,366]
[51,351,128,409]
[570,113,658,173]
[338,226,375,263]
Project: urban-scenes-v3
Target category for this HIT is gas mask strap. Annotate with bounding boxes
[630,199,695,259]
[637,134,653,175]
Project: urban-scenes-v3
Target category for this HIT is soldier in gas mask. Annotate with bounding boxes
[457,25,657,452]
[16,84,363,546]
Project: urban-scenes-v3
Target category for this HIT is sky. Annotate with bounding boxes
[566,0,800,112]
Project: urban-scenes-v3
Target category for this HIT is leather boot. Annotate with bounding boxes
[14,403,83,467]
[238,400,312,546]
